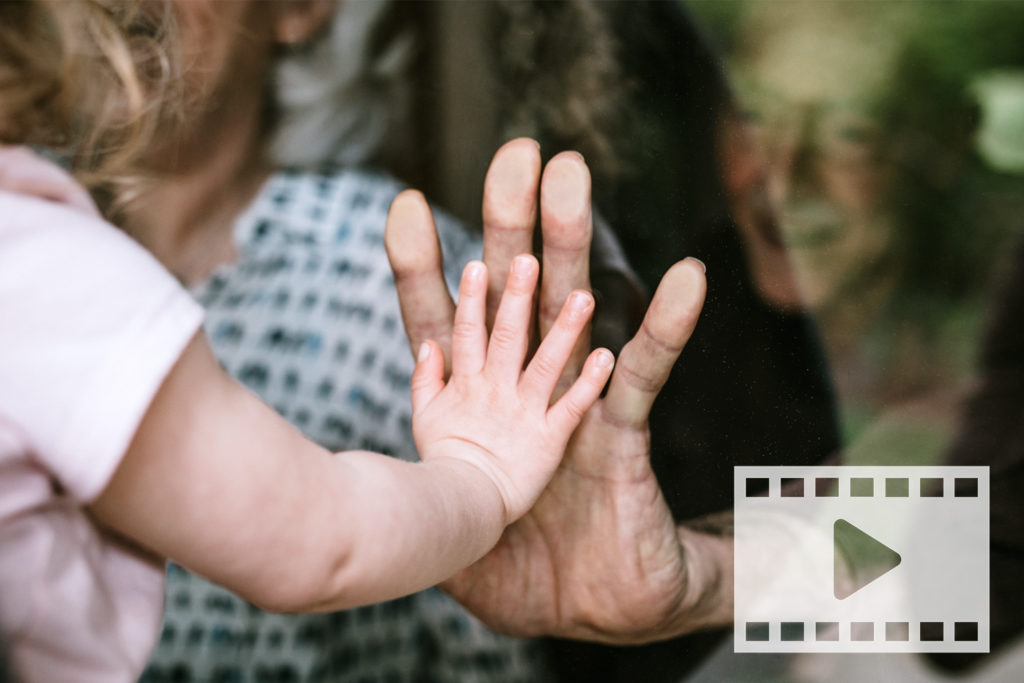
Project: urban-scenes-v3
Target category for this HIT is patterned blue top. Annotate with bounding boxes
[142,168,546,682]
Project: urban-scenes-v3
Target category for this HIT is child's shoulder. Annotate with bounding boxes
[0,185,100,237]
[0,183,167,284]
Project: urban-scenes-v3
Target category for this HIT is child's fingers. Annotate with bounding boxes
[520,290,595,404]
[410,341,446,414]
[485,254,539,380]
[451,261,489,378]
[547,349,615,434]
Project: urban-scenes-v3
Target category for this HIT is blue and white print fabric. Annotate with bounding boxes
[142,168,546,683]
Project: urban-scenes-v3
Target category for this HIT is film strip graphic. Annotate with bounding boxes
[734,466,989,653]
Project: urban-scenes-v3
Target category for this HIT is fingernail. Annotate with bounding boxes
[466,261,485,281]
[687,257,707,274]
[418,342,431,362]
[595,349,613,368]
[512,255,533,275]
[569,291,591,311]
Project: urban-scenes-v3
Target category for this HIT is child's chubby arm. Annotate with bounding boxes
[89,256,612,613]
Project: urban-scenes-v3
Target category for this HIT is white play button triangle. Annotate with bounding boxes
[833,519,902,600]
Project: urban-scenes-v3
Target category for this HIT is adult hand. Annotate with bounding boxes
[386,139,732,643]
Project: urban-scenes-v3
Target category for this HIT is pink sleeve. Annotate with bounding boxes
[0,189,204,502]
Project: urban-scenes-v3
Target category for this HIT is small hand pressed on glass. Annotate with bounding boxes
[411,253,614,524]
[387,140,726,643]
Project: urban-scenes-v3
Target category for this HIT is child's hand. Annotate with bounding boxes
[411,254,614,523]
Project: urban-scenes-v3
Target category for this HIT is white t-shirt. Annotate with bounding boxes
[0,181,204,680]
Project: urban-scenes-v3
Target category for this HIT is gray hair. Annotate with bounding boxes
[268,0,624,181]
[268,0,411,169]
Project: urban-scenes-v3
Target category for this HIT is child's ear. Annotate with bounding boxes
[272,0,337,46]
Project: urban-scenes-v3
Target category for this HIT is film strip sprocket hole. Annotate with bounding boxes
[734,466,989,653]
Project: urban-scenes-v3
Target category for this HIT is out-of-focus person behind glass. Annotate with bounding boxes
[695,0,1024,468]
[690,1,1024,680]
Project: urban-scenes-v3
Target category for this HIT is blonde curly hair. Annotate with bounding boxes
[0,0,180,188]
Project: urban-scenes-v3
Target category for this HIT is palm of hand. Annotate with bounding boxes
[387,139,715,642]
[440,404,689,643]
[414,377,572,525]
[410,255,613,523]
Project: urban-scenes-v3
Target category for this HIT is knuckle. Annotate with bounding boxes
[392,264,433,286]
[451,319,478,342]
[409,367,435,394]
[616,359,662,395]
[560,395,586,423]
[640,319,685,356]
[489,323,519,350]
[530,352,561,382]
[410,371,430,392]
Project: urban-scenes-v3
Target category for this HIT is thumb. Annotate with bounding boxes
[410,340,445,414]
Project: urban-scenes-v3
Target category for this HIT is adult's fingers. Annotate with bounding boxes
[385,190,455,369]
[539,151,593,394]
[603,258,707,429]
[481,138,542,328]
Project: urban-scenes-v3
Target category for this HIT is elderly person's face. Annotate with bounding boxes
[729,2,903,311]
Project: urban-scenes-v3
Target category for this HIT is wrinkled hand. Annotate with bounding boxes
[386,139,730,643]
